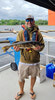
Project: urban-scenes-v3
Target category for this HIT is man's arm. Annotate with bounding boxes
[33,31,45,51]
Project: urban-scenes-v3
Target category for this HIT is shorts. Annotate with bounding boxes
[18,62,40,82]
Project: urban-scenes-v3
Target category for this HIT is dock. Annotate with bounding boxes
[0,65,55,100]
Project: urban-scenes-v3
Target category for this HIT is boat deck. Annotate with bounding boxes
[0,66,55,100]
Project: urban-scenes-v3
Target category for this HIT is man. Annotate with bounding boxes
[14,15,45,99]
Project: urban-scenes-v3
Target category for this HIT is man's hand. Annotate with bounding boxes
[33,46,41,51]
[13,46,20,52]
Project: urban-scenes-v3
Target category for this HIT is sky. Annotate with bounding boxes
[0,0,48,20]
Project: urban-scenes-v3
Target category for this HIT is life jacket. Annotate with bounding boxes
[21,24,38,55]
[21,25,38,41]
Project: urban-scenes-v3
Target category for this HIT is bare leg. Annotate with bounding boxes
[30,77,36,99]
[19,80,25,93]
[15,80,25,100]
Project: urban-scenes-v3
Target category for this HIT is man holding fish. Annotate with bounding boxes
[14,15,45,99]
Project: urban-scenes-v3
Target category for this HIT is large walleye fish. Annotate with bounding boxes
[2,41,44,52]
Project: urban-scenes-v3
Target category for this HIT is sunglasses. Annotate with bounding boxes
[26,19,34,22]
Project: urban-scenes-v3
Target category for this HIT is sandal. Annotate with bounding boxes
[15,92,24,100]
[30,92,36,99]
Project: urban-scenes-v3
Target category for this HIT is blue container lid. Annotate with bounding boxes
[46,63,53,67]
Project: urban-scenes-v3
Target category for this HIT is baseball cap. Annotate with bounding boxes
[26,15,34,20]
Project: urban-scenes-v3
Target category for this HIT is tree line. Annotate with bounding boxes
[0,19,48,25]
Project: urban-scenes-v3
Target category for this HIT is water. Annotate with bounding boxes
[0,25,55,38]
[0,25,55,67]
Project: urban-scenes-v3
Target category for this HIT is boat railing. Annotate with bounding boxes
[0,30,55,34]
[41,36,55,65]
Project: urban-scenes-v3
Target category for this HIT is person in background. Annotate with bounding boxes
[14,15,45,100]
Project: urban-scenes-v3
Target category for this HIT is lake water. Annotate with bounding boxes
[0,25,55,38]
[0,25,55,67]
